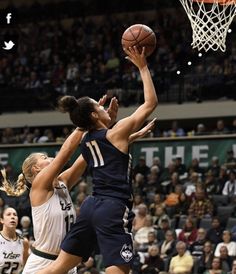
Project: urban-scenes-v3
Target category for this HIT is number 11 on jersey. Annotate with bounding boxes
[86,140,104,167]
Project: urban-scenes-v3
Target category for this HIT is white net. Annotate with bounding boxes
[179,0,236,51]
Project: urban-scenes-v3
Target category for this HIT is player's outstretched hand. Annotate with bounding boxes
[123,46,147,70]
[98,94,108,106]
[98,95,119,127]
[107,97,119,127]
[128,117,157,144]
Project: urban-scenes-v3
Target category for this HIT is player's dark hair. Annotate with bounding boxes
[0,207,16,218]
[58,96,95,130]
[0,208,4,219]
[0,209,3,230]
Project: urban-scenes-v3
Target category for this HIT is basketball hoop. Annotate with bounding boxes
[179,0,236,52]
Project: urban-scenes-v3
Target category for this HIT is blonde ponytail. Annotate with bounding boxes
[0,169,27,197]
[0,153,44,197]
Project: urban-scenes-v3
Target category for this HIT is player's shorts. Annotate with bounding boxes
[61,195,134,267]
[22,253,77,274]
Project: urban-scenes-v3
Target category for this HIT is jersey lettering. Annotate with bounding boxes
[2,262,19,274]
[65,214,75,233]
[3,252,20,260]
[86,140,104,167]
[59,200,72,211]
[127,154,132,182]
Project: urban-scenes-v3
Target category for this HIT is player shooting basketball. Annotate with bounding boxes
[36,45,158,274]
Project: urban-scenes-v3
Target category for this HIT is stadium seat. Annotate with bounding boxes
[226,217,236,230]
[211,195,229,206]
[193,257,200,274]
[170,218,177,229]
[229,195,236,205]
[163,257,171,272]
[199,217,212,230]
[178,216,187,229]
[165,206,177,218]
[217,205,235,223]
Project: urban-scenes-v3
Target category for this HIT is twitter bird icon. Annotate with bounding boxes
[2,40,15,50]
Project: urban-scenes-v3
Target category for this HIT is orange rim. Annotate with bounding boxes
[193,0,236,4]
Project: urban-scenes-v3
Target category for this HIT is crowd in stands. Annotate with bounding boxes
[0,117,236,144]
[0,1,236,112]
[128,148,236,274]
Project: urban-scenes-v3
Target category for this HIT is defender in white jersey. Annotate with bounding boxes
[0,127,86,274]
[0,207,29,274]
[22,181,77,274]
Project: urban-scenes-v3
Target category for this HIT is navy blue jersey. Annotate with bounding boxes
[80,129,133,202]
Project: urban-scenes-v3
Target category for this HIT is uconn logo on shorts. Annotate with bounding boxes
[120,244,133,262]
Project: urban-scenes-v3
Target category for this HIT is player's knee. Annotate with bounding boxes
[52,251,82,273]
[106,264,130,274]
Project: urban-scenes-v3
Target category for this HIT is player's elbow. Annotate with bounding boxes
[141,103,157,121]
[153,98,158,108]
[147,98,158,111]
[149,91,158,108]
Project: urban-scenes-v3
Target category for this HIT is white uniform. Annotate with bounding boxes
[0,233,24,274]
[22,181,77,274]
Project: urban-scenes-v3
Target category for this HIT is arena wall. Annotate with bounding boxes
[0,100,235,128]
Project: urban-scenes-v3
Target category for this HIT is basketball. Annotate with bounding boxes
[121,24,157,57]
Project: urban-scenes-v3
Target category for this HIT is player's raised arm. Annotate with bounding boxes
[30,128,84,206]
[111,46,158,139]
[58,155,87,190]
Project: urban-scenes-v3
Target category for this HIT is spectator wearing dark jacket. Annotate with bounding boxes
[141,245,165,274]
[206,217,224,245]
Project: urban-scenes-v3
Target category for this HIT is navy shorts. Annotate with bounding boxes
[61,195,134,267]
